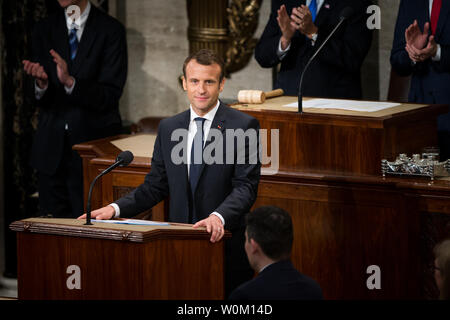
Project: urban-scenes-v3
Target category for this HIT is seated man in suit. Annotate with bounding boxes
[229,206,323,300]
[79,49,261,295]
[390,0,450,160]
[255,0,373,98]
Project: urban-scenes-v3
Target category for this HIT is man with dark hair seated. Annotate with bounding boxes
[229,205,323,300]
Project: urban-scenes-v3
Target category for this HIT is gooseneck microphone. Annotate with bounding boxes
[297,7,354,113]
[85,150,134,225]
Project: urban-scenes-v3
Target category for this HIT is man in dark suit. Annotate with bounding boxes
[390,0,450,160]
[229,206,323,300]
[79,49,261,294]
[255,0,372,98]
[22,0,127,217]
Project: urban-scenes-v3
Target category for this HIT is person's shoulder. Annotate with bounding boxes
[33,9,62,32]
[91,6,125,33]
[289,268,324,299]
[268,260,324,299]
[157,110,190,130]
[219,103,259,127]
[228,276,265,300]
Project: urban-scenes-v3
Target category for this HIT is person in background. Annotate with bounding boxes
[229,206,323,300]
[255,0,373,98]
[23,0,127,217]
[390,0,450,160]
[433,239,450,300]
[79,49,261,296]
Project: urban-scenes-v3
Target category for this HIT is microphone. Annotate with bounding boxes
[297,7,354,113]
[85,150,134,225]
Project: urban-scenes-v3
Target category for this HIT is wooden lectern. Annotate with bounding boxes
[11,218,228,300]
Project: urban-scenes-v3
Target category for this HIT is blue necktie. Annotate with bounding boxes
[69,28,78,61]
[189,117,206,223]
[309,0,317,22]
[190,117,206,193]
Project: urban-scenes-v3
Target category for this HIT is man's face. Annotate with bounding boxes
[182,59,225,116]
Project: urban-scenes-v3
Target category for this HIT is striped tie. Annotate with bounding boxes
[69,28,78,61]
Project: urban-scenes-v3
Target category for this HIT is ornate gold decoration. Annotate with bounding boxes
[225,0,262,74]
[186,0,262,77]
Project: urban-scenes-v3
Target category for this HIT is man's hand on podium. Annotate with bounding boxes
[78,205,115,220]
[193,214,225,243]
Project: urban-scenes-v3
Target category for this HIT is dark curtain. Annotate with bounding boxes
[1,0,48,278]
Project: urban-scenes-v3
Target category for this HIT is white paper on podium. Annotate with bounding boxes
[92,219,169,226]
[284,99,400,112]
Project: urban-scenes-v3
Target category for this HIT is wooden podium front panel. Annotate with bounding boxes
[16,232,224,300]
[253,173,450,300]
[253,177,413,299]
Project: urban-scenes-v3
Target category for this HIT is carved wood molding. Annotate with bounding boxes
[9,218,218,243]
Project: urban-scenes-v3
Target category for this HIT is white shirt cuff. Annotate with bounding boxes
[64,77,76,94]
[110,203,120,219]
[277,38,291,60]
[311,33,318,46]
[210,211,225,226]
[35,81,48,100]
[432,44,441,62]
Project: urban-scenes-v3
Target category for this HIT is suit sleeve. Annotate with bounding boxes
[440,45,450,72]
[69,22,128,113]
[115,125,170,218]
[215,118,261,229]
[313,0,373,73]
[31,23,57,109]
[254,0,286,68]
[390,0,416,76]
[228,286,248,300]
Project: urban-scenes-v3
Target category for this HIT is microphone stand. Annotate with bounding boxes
[298,16,348,113]
[85,159,124,225]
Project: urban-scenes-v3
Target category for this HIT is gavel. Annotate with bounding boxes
[237,89,284,104]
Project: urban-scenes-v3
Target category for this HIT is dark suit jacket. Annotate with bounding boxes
[390,0,450,131]
[30,5,128,175]
[255,0,373,97]
[115,103,261,230]
[229,259,323,300]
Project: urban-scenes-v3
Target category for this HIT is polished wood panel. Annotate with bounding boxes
[12,219,227,299]
[241,103,447,175]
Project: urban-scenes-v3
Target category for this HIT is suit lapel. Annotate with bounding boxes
[203,103,226,166]
[435,0,450,40]
[174,110,190,191]
[315,0,333,27]
[51,10,71,83]
[71,6,99,75]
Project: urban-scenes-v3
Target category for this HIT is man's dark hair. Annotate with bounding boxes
[182,49,225,82]
[246,206,293,260]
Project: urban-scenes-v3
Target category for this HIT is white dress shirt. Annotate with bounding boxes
[112,100,225,225]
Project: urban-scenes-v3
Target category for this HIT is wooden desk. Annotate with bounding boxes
[233,96,448,175]
[74,99,450,299]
